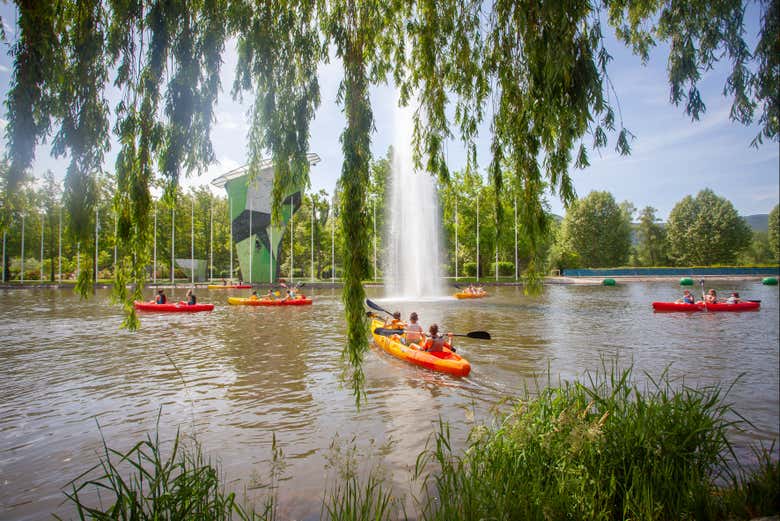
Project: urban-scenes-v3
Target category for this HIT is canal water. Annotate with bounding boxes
[1,281,778,519]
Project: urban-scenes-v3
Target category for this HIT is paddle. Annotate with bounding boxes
[373,327,491,340]
[365,298,393,317]
[700,279,707,311]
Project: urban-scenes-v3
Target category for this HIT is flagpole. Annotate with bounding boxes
[20,214,25,284]
[153,201,157,285]
[40,211,44,281]
[191,196,194,285]
[58,207,62,283]
[290,198,294,284]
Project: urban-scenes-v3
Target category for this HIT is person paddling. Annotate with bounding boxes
[676,289,695,304]
[385,311,406,330]
[422,324,454,353]
[726,292,742,304]
[155,289,167,304]
[405,312,424,345]
[186,289,197,305]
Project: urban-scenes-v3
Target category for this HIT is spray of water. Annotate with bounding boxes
[384,100,445,298]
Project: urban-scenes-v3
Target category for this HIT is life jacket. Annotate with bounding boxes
[424,335,447,352]
[156,294,167,304]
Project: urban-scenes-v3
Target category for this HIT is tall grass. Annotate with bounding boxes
[414,365,749,521]
[56,426,259,520]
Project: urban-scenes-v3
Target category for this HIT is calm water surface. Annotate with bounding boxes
[1,282,778,519]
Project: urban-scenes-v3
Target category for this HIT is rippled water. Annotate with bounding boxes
[1,282,778,519]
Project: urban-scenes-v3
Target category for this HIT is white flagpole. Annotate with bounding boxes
[514,196,518,281]
[290,199,294,284]
[76,241,80,280]
[455,197,458,280]
[40,211,44,281]
[2,230,6,283]
[310,194,314,282]
[95,207,99,283]
[331,197,335,284]
[153,201,157,285]
[209,200,213,281]
[269,226,273,283]
[20,214,25,284]
[373,199,376,279]
[229,194,233,281]
[476,195,480,283]
[113,210,117,270]
[191,196,194,285]
[58,207,62,283]
[171,204,175,285]
[249,195,253,284]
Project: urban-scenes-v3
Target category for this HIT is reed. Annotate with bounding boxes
[414,364,748,521]
[56,426,261,521]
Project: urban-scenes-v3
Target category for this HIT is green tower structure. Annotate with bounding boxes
[211,153,321,283]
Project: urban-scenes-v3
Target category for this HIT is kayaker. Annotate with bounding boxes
[703,289,718,304]
[405,312,424,345]
[422,324,453,353]
[385,311,406,330]
[676,290,695,304]
[726,292,741,304]
[186,289,197,305]
[155,289,167,304]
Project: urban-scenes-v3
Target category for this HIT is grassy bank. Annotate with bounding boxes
[57,366,778,520]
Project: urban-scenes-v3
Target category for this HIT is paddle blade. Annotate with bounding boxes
[465,331,491,340]
[372,327,398,336]
[365,298,392,316]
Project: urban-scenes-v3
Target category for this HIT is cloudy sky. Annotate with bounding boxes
[0,4,777,220]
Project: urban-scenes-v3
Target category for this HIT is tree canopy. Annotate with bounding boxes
[1,0,777,402]
[666,189,753,265]
[559,190,633,268]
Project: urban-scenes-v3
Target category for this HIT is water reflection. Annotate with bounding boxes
[0,282,777,519]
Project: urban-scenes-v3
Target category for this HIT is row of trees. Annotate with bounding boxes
[549,190,779,270]
[3,160,777,283]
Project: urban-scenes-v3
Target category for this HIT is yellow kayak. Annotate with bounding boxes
[370,318,471,377]
[228,296,312,306]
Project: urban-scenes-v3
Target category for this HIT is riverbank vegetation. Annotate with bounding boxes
[58,367,778,520]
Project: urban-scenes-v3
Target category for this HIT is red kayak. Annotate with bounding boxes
[652,301,760,312]
[134,301,215,312]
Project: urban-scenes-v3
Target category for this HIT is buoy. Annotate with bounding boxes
[680,277,694,286]
[762,277,778,286]
[602,278,616,286]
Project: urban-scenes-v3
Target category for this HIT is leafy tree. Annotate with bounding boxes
[636,206,668,266]
[666,189,752,265]
[769,204,780,261]
[560,191,632,268]
[738,231,774,264]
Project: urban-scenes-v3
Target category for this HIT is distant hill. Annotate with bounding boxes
[743,214,769,233]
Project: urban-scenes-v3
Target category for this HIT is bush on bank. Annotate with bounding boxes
[58,367,778,521]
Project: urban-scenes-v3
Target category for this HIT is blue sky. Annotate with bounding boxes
[0,4,777,220]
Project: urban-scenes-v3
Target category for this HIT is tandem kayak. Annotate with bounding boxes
[652,301,760,312]
[207,284,253,289]
[369,318,471,377]
[454,292,487,299]
[134,301,215,312]
[227,296,313,306]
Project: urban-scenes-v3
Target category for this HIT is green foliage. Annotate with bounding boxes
[738,231,775,265]
[636,206,669,266]
[57,426,264,521]
[666,189,752,266]
[769,204,780,261]
[416,365,741,521]
[559,191,633,268]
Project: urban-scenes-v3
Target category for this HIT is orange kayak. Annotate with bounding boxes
[369,318,471,377]
[454,292,487,299]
